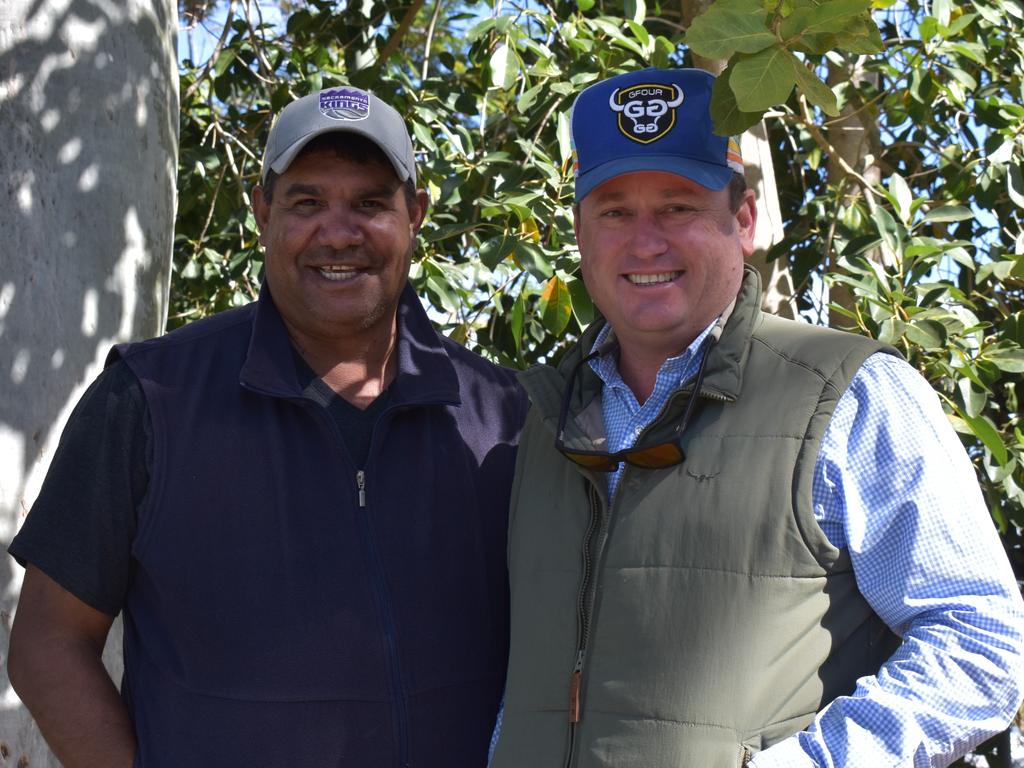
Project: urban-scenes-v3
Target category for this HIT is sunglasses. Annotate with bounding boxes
[554,339,714,472]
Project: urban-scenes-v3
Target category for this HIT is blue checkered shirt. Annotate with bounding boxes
[587,321,1024,767]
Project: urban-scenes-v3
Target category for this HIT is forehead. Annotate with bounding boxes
[585,171,715,205]
[277,149,401,191]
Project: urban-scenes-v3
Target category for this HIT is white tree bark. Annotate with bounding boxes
[0,1,177,763]
[742,121,796,318]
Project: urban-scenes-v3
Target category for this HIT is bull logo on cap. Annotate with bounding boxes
[608,83,684,144]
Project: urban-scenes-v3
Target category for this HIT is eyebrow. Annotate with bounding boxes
[281,182,323,200]
[590,187,696,206]
[280,181,402,200]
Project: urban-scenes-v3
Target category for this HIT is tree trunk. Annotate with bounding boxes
[679,0,796,318]
[825,56,884,326]
[0,1,178,763]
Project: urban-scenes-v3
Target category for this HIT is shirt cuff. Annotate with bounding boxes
[748,736,818,768]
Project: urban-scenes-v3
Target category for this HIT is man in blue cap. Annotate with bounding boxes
[490,68,1024,767]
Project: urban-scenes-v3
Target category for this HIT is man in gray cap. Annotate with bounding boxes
[490,67,1024,767]
[8,87,526,767]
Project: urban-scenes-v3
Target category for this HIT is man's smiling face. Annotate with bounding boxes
[575,170,755,358]
[253,146,426,348]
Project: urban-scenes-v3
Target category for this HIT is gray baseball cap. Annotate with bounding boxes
[260,86,417,185]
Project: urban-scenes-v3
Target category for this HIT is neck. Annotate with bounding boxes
[615,343,683,405]
[287,317,399,410]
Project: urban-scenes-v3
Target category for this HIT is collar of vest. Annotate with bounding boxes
[519,265,763,430]
[239,282,461,407]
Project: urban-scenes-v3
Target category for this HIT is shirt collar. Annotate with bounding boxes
[588,318,719,395]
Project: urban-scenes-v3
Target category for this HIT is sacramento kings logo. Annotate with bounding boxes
[319,87,370,121]
[608,83,684,144]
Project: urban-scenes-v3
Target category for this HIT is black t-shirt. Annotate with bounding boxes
[9,356,390,617]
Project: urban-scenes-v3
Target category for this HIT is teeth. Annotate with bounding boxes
[627,271,680,285]
[319,266,359,282]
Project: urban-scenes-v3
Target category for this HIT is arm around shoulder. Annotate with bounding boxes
[8,565,137,768]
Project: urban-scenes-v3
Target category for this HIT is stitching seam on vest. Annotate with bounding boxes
[609,565,827,579]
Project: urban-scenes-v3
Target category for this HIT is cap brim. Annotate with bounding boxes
[266,124,414,185]
[575,155,733,202]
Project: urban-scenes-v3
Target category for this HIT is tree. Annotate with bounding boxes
[0,0,178,764]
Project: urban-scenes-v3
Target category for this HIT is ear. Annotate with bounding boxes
[409,189,430,234]
[735,188,757,258]
[252,186,270,245]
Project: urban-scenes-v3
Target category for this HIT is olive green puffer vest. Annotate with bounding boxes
[492,268,900,768]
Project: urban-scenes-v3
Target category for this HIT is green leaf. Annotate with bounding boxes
[593,19,646,56]
[905,318,948,349]
[480,235,517,269]
[877,316,906,345]
[960,411,1009,465]
[577,0,596,11]
[213,48,237,77]
[958,378,987,418]
[973,3,1003,24]
[557,109,573,167]
[510,291,525,351]
[947,41,987,65]
[567,276,595,327]
[779,0,873,48]
[465,17,496,42]
[709,73,765,134]
[684,0,774,59]
[625,20,651,48]
[729,47,798,112]
[652,35,676,68]
[1001,313,1024,346]
[984,345,1024,373]
[791,62,839,116]
[514,241,554,280]
[517,84,544,114]
[1008,165,1024,210]
[944,12,977,37]
[870,205,903,256]
[921,205,973,223]
[489,43,516,90]
[426,274,459,314]
[623,0,647,24]
[887,173,913,224]
[840,15,885,53]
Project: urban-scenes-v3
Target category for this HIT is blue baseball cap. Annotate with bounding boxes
[570,68,744,202]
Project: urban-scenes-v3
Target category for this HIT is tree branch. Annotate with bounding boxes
[183,0,238,103]
[377,0,427,68]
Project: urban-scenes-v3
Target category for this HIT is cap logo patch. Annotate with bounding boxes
[319,87,370,121]
[608,83,684,144]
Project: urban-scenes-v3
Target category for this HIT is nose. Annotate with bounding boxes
[316,206,364,250]
[627,214,669,260]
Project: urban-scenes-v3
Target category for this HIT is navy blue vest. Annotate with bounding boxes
[111,285,525,767]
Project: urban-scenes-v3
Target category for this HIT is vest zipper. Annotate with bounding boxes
[565,482,604,768]
[354,467,411,767]
[302,399,412,767]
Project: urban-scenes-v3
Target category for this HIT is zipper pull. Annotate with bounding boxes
[356,470,366,508]
[569,649,584,723]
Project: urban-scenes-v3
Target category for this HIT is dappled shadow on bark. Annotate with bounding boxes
[0,0,177,762]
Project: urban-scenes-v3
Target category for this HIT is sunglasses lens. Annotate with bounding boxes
[626,443,685,469]
[563,452,620,472]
